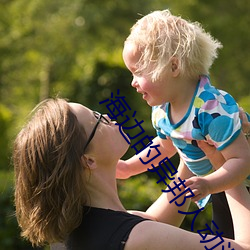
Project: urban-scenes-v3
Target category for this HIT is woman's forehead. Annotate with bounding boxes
[68,103,93,127]
[68,102,90,114]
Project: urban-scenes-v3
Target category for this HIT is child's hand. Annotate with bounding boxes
[116,160,131,179]
[184,176,211,202]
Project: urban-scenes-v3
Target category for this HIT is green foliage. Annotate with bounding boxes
[1,170,212,249]
[1,0,249,159]
[185,1,250,100]
[118,174,163,210]
[181,202,212,232]
[118,173,212,231]
[0,0,249,248]
[239,95,250,113]
[0,104,13,170]
[0,171,44,250]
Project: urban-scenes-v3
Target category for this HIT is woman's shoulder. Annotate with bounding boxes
[66,206,149,250]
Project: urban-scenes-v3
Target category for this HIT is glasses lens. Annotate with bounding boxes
[93,111,101,120]
[84,111,111,152]
[93,111,110,124]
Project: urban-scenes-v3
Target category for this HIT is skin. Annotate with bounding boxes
[69,103,129,211]
[239,107,250,136]
[122,43,198,121]
[121,42,250,202]
[67,103,250,250]
[126,184,250,250]
[187,109,250,202]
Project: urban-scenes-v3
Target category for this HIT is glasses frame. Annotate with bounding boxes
[83,111,110,152]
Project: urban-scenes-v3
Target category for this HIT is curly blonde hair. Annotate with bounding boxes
[125,9,222,81]
[13,98,88,246]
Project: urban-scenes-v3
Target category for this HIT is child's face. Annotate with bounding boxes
[123,43,173,106]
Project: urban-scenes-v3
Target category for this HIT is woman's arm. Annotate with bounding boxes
[139,110,250,223]
[185,132,250,201]
[185,110,250,201]
[225,184,250,244]
[207,133,249,189]
[204,108,250,169]
[125,184,250,250]
[129,159,194,227]
[145,159,193,226]
[127,113,250,249]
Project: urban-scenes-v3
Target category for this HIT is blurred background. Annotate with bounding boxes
[0,0,249,249]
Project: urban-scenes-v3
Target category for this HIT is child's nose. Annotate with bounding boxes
[131,78,138,88]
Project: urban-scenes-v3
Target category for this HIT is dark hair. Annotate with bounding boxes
[13,98,88,246]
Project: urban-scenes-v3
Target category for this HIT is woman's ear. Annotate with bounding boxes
[82,155,97,169]
[170,57,180,77]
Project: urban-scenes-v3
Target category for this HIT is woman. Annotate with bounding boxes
[13,98,250,250]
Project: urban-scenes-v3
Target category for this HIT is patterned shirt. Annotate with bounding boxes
[152,75,242,176]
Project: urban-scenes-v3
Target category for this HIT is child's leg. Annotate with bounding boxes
[211,191,234,239]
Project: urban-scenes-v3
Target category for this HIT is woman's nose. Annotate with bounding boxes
[104,114,112,123]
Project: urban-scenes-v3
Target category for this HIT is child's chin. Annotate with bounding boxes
[145,100,153,106]
[143,96,152,106]
[145,99,160,107]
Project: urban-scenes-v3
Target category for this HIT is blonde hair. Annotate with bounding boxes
[125,9,222,81]
[13,98,88,246]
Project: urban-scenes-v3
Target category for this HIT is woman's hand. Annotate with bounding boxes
[185,108,250,201]
[196,107,250,168]
[197,140,225,170]
[239,107,250,140]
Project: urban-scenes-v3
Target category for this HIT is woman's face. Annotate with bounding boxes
[68,103,129,162]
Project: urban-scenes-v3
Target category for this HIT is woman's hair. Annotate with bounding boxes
[125,9,222,81]
[13,98,88,246]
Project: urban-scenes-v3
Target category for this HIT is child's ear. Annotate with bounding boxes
[171,57,180,77]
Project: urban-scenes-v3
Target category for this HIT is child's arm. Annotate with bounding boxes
[196,109,250,170]
[185,132,250,201]
[143,158,194,226]
[116,136,177,179]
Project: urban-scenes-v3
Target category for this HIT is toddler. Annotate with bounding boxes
[121,9,250,238]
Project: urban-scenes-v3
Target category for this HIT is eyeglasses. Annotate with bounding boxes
[84,111,110,151]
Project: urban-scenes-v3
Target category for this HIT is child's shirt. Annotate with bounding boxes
[152,75,242,177]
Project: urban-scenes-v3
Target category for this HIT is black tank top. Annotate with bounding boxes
[66,206,148,250]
